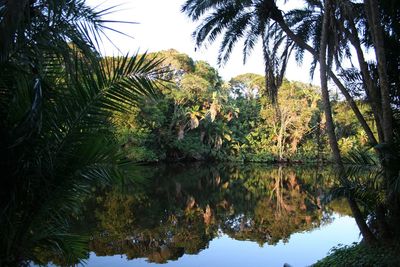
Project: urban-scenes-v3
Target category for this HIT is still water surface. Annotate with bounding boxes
[84,215,358,267]
[45,164,361,266]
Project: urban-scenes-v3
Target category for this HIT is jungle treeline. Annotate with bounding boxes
[179,0,400,254]
[1,0,400,266]
[114,49,375,164]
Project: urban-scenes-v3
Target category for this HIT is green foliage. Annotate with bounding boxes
[194,60,222,87]
[313,242,400,267]
[0,1,163,265]
[225,78,323,161]
[334,101,377,154]
[154,49,195,73]
[2,0,399,265]
[230,73,265,97]
[113,49,234,162]
[112,51,374,164]
[180,73,212,99]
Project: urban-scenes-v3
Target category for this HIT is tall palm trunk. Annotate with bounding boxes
[261,31,278,104]
[319,0,377,245]
[327,70,378,145]
[364,0,396,241]
[364,0,393,145]
[319,1,341,165]
[345,19,384,143]
[273,9,377,149]
[342,12,394,240]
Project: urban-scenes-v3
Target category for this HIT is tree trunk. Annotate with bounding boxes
[348,196,377,244]
[268,0,399,244]
[364,0,393,145]
[262,31,278,104]
[365,0,396,241]
[328,70,378,145]
[345,19,384,143]
[319,0,341,165]
[276,14,378,149]
[319,0,376,245]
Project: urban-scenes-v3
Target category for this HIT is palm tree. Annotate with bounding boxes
[183,0,400,244]
[260,0,383,153]
[283,0,382,145]
[364,0,393,146]
[318,0,377,244]
[0,0,163,265]
[182,0,398,244]
[287,0,400,241]
[182,0,293,103]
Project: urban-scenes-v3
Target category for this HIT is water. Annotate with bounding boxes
[83,215,358,267]
[35,163,360,266]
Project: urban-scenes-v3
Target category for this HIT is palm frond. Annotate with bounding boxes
[193,2,245,49]
[182,0,250,21]
[326,149,385,213]
[338,68,365,98]
[218,12,253,65]
[0,0,165,262]
[242,20,262,64]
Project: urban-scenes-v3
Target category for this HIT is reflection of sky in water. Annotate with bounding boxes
[84,214,360,267]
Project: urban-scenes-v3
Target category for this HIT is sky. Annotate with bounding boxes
[87,0,316,83]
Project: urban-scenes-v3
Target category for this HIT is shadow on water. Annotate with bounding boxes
[32,163,355,266]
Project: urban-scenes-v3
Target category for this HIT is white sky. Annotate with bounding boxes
[87,0,316,83]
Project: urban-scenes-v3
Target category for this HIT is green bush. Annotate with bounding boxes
[245,151,275,162]
[313,242,400,267]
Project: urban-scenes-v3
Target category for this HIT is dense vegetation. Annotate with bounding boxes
[182,0,400,252]
[1,0,399,266]
[313,242,400,267]
[0,1,163,265]
[115,49,375,164]
[181,0,400,263]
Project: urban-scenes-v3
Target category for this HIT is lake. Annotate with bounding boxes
[36,163,360,267]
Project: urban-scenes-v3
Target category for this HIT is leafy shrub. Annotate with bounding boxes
[313,242,400,267]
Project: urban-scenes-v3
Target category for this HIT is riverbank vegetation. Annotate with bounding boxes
[1,0,399,266]
[313,242,400,267]
[182,0,400,257]
[115,49,376,164]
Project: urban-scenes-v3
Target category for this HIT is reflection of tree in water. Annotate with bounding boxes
[86,164,341,263]
[222,166,325,245]
[88,165,220,263]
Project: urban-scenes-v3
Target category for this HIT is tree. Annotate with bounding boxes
[0,0,163,265]
[318,0,376,244]
[114,50,234,162]
[182,0,292,103]
[265,0,399,243]
[364,0,393,145]
[183,0,400,244]
[287,0,399,242]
